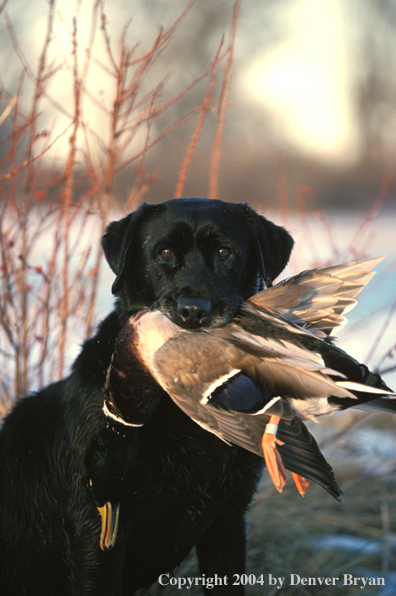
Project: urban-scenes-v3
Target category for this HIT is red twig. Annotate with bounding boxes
[208,0,241,199]
[58,17,81,380]
[277,151,289,227]
[347,171,392,256]
[367,297,396,368]
[175,39,224,199]
[0,124,72,185]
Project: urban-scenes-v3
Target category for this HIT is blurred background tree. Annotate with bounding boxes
[1,0,396,209]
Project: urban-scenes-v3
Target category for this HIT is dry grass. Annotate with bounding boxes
[135,411,396,595]
[244,414,396,595]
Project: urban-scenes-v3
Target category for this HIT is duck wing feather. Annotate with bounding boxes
[248,257,384,337]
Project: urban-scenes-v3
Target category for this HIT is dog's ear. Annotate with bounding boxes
[242,206,294,285]
[256,216,294,282]
[102,206,146,294]
[102,215,133,275]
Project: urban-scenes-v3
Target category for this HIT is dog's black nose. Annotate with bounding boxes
[177,297,212,328]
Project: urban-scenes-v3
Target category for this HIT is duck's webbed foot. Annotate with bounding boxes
[262,416,310,497]
[291,472,310,497]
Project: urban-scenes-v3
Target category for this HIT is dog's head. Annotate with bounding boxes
[102,198,293,328]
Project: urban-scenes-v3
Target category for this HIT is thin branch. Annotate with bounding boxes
[366,297,396,366]
[347,171,392,256]
[0,123,72,184]
[58,17,81,380]
[175,39,224,198]
[276,151,289,227]
[115,107,201,174]
[378,361,396,376]
[209,0,241,199]
[0,96,17,127]
[0,0,9,16]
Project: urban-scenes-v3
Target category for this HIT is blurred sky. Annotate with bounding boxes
[3,0,354,157]
[241,0,359,164]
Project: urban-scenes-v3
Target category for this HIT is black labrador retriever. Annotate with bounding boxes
[0,198,293,595]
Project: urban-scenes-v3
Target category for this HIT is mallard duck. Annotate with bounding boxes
[88,257,394,550]
[111,257,394,498]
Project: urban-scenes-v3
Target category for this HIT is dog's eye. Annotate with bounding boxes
[218,247,231,260]
[160,248,172,260]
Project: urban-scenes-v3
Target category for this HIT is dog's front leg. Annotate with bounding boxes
[196,510,247,595]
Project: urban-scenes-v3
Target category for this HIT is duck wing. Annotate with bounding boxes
[152,319,360,428]
[151,318,364,455]
[231,305,394,412]
[140,304,393,428]
[248,257,383,338]
[152,335,342,498]
[151,330,266,451]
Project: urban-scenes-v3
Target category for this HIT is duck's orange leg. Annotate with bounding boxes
[262,416,286,492]
[262,416,310,497]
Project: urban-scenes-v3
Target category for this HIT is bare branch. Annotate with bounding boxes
[0,123,72,184]
[209,0,241,199]
[175,39,224,198]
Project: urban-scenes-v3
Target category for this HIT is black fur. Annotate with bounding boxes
[0,198,293,595]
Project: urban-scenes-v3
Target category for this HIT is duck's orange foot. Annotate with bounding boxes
[261,419,286,493]
[262,417,311,496]
[291,472,310,497]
